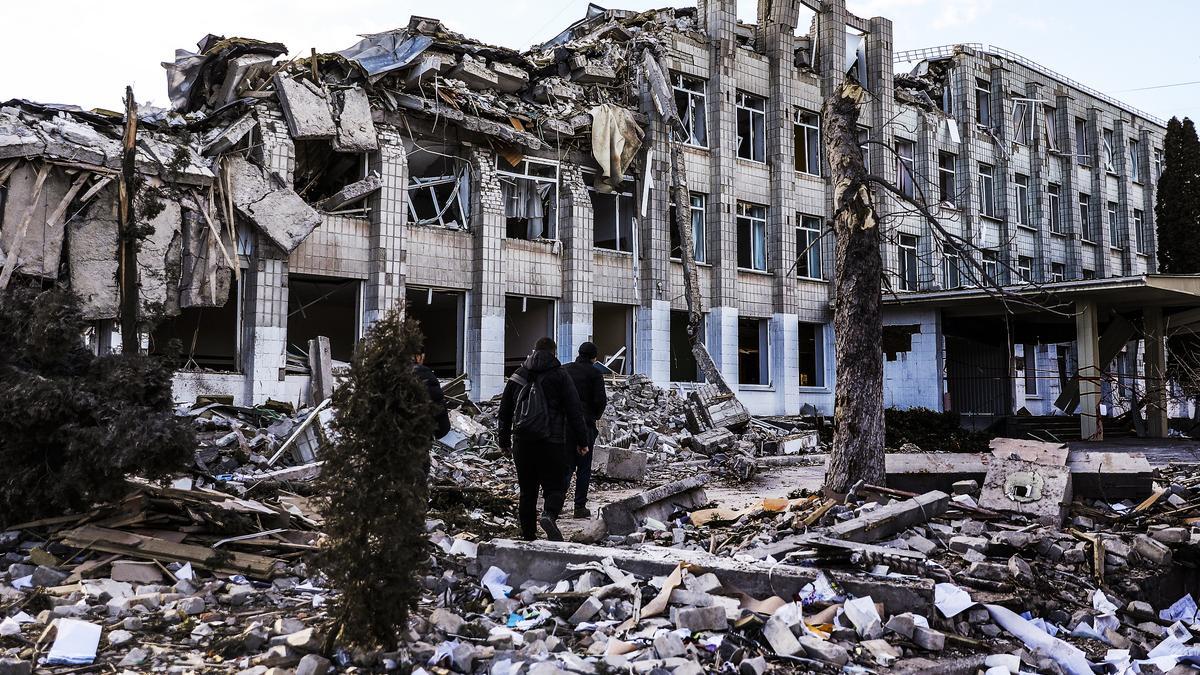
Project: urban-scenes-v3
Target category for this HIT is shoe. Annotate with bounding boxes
[539,515,563,541]
[573,507,590,519]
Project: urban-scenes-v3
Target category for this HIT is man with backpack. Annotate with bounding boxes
[563,342,607,518]
[497,337,589,541]
[413,351,452,439]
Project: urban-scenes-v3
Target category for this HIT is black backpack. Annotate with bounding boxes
[512,370,551,441]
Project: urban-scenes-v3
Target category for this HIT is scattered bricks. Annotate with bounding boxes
[885,613,918,639]
[966,562,1010,582]
[118,648,149,668]
[740,656,767,675]
[594,446,648,482]
[30,565,68,588]
[691,428,735,456]
[992,530,1036,550]
[1103,536,1132,558]
[905,534,938,555]
[295,654,332,675]
[827,491,950,544]
[108,629,134,646]
[689,573,722,594]
[430,608,465,634]
[0,658,31,675]
[654,632,686,658]
[966,608,990,624]
[1007,555,1033,583]
[955,519,986,537]
[669,589,714,607]
[798,635,849,666]
[1134,535,1173,566]
[178,597,205,616]
[862,638,901,666]
[599,474,709,535]
[952,480,980,495]
[674,605,728,632]
[1151,527,1189,544]
[284,627,322,653]
[449,55,499,90]
[949,536,988,553]
[761,616,802,656]
[912,626,946,651]
[568,597,602,625]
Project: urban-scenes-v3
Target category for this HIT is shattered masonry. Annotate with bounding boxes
[0,1,1174,429]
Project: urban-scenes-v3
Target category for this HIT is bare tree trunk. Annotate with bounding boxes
[118,86,140,354]
[822,82,885,493]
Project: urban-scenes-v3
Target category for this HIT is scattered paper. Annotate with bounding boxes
[843,596,882,637]
[986,604,1092,675]
[176,563,194,581]
[1161,593,1200,624]
[46,619,102,665]
[934,582,974,618]
[799,571,843,606]
[1092,590,1119,615]
[0,617,19,636]
[481,566,512,601]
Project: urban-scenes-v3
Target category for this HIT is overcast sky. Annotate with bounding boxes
[2,0,1194,121]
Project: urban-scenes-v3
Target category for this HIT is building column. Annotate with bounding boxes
[635,301,671,384]
[636,49,673,386]
[558,163,593,355]
[466,148,506,400]
[1144,306,1169,438]
[365,128,406,326]
[1076,300,1103,440]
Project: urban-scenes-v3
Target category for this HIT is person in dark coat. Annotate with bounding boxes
[563,341,608,518]
[497,337,589,541]
[414,352,451,439]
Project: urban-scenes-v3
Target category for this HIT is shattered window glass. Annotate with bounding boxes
[795,111,821,176]
[496,157,559,240]
[895,139,915,198]
[1011,100,1031,145]
[1129,139,1143,182]
[1102,128,1116,172]
[1043,106,1059,151]
[672,73,708,147]
[1075,118,1090,166]
[735,93,766,162]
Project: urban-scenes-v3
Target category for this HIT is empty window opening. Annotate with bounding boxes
[586,171,635,253]
[592,302,633,375]
[294,139,368,208]
[896,139,915,198]
[1102,128,1116,172]
[288,275,361,363]
[406,144,470,230]
[670,193,707,262]
[504,295,555,376]
[1015,173,1030,227]
[975,79,991,127]
[1108,201,1122,248]
[1155,148,1164,180]
[796,214,823,279]
[737,317,769,386]
[798,322,824,388]
[1075,118,1089,166]
[1082,268,1096,280]
[736,202,767,271]
[736,92,766,162]
[1134,209,1147,253]
[673,74,708,147]
[405,286,464,378]
[897,233,918,290]
[1043,107,1059,151]
[943,243,962,289]
[982,250,999,285]
[1017,255,1033,283]
[883,324,920,360]
[150,281,240,372]
[1048,183,1063,234]
[858,127,872,169]
[1011,99,1033,145]
[978,163,996,218]
[1079,193,1094,242]
[938,151,956,205]
[670,310,702,382]
[1051,262,1065,282]
[845,26,867,84]
[497,157,558,240]
[795,111,821,176]
[1129,139,1143,182]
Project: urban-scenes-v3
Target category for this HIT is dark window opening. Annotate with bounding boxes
[504,295,555,376]
[593,302,633,375]
[498,157,558,240]
[288,275,360,363]
[796,214,823,279]
[150,281,240,371]
[883,324,920,360]
[669,194,706,262]
[670,310,701,382]
[672,74,708,147]
[736,202,767,271]
[795,111,821,175]
[587,173,635,253]
[405,286,464,378]
[898,233,918,290]
[938,151,956,205]
[737,317,769,386]
[406,144,469,230]
[736,93,766,162]
[975,79,991,127]
[798,323,824,387]
[294,139,367,207]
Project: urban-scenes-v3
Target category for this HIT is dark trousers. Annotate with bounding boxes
[566,422,598,510]
[513,440,568,540]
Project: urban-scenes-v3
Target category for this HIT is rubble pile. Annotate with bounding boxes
[187,399,333,484]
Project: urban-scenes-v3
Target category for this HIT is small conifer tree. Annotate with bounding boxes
[1156,117,1200,273]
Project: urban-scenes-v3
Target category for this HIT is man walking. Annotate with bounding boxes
[414,351,451,438]
[563,342,607,518]
[497,337,588,541]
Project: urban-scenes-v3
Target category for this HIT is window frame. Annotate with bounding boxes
[672,73,708,148]
[735,201,768,271]
[669,193,707,263]
[1043,106,1059,151]
[1014,173,1031,227]
[1023,345,1039,396]
[1017,255,1033,283]
[1050,262,1066,283]
[943,242,962,290]
[1079,193,1094,242]
[896,138,916,199]
[797,322,825,388]
[1011,99,1032,145]
[1075,118,1090,166]
[794,110,821,176]
[1129,138,1143,183]
[735,92,767,163]
[496,156,560,240]
[1102,128,1116,172]
[1107,200,1122,249]
[897,233,919,291]
[982,250,999,285]
[937,151,956,205]
[796,214,823,280]
[1134,209,1147,254]
[975,79,992,128]
[584,170,636,254]
[978,163,997,218]
[1047,183,1063,234]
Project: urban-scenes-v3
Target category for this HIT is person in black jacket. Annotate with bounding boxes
[497,337,588,541]
[413,352,452,439]
[563,341,608,518]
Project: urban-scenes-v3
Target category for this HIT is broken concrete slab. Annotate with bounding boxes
[136,197,183,318]
[273,74,336,140]
[599,474,708,535]
[179,206,232,308]
[448,55,499,90]
[0,162,73,280]
[317,175,382,211]
[201,114,257,157]
[214,54,276,107]
[592,445,647,482]
[885,451,1151,499]
[333,87,379,153]
[978,457,1072,526]
[68,183,120,320]
[225,156,321,253]
[691,428,735,456]
[489,61,530,93]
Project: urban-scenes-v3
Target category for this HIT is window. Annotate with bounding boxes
[736,93,766,162]
[407,146,470,230]
[798,323,824,387]
[497,157,558,239]
[1051,262,1065,282]
[982,250,999,284]
[1023,345,1039,396]
[1015,173,1030,227]
[736,202,767,271]
[938,152,956,205]
[1082,268,1096,280]
[1043,106,1059,151]
[1107,201,1122,248]
[1102,128,1116,172]
[1012,100,1032,145]
[587,172,635,253]
[1075,118,1089,166]
[857,127,872,169]
[1048,183,1063,234]
[978,163,996,218]
[737,317,770,386]
[1079,193,1094,242]
[673,73,707,147]
[943,243,962,289]
[795,111,821,176]
[1134,209,1147,253]
[669,310,702,382]
[1155,148,1164,180]
[896,139,915,198]
[975,79,992,127]
[796,215,823,279]
[1129,139,1143,182]
[1017,255,1033,283]
[669,193,707,263]
[940,86,953,116]
[897,234,918,291]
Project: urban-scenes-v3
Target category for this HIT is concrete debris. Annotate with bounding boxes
[225,155,322,252]
[273,74,337,140]
[317,174,382,211]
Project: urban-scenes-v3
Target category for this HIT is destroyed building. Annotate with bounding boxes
[0,1,1191,440]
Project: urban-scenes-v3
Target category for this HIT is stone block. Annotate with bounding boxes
[798,636,848,666]
[691,428,735,456]
[979,456,1072,526]
[673,605,727,632]
[599,474,708,535]
[272,74,335,139]
[594,445,648,482]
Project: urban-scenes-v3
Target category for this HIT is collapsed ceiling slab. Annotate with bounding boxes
[225,155,322,253]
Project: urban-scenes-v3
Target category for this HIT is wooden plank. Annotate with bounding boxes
[57,525,282,579]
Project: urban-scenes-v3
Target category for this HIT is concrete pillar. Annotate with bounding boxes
[707,306,740,383]
[365,128,406,326]
[772,313,800,415]
[1144,306,1169,438]
[558,163,593,355]
[1076,300,1102,440]
[466,148,507,399]
[635,59,673,384]
[635,300,671,384]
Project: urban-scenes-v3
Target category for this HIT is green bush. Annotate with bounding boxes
[884,407,991,454]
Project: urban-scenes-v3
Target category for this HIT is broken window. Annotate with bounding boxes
[897,234,918,291]
[736,202,767,271]
[796,214,822,280]
[504,295,555,376]
[669,310,702,382]
[845,27,867,84]
[1011,100,1032,145]
[1134,209,1147,253]
[882,324,920,360]
[1048,183,1063,234]
[895,139,915,199]
[1155,148,1164,180]
[149,281,240,371]
[1043,106,1059,151]
[406,145,470,230]
[736,93,766,162]
[1079,193,1095,242]
[1017,255,1033,283]
[586,171,635,253]
[982,250,999,284]
[1023,345,1039,396]
[978,163,996,218]
[794,111,821,176]
[497,157,558,240]
[1129,139,1143,182]
[672,73,708,147]
[293,139,369,209]
[941,85,953,116]
[288,275,361,363]
[943,242,962,289]
[1102,128,1116,172]
[737,317,769,386]
[975,79,991,128]
[669,193,707,262]
[1108,201,1122,248]
[405,287,464,378]
[938,151,956,205]
[798,323,824,388]
[1075,118,1089,166]
[858,127,872,169]
[1051,262,1065,282]
[1082,267,1096,280]
[593,302,633,375]
[1015,173,1030,227]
